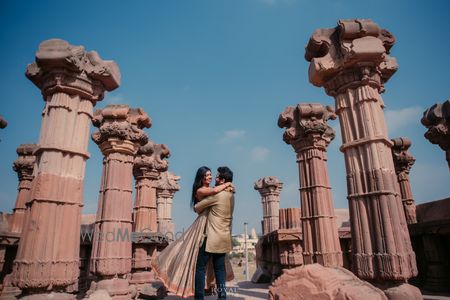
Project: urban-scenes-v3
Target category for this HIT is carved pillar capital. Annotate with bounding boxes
[133,141,170,180]
[305,19,397,96]
[421,100,450,169]
[12,144,38,181]
[254,176,283,197]
[391,137,415,176]
[26,39,121,102]
[278,103,336,153]
[156,171,181,197]
[92,105,151,155]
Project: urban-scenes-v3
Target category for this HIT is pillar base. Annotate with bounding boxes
[129,271,153,285]
[88,278,131,300]
[0,274,22,299]
[374,282,422,300]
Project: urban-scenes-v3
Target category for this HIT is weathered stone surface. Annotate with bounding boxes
[376,282,422,300]
[137,281,167,299]
[254,177,283,235]
[269,263,387,300]
[90,104,150,299]
[305,19,417,282]
[421,100,450,169]
[12,39,120,296]
[391,137,417,224]
[279,103,342,267]
[84,289,112,300]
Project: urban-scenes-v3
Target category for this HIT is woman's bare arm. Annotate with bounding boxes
[196,182,233,201]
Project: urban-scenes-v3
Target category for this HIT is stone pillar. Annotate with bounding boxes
[89,105,150,299]
[12,39,120,296]
[131,141,169,289]
[278,103,342,267]
[421,100,450,169]
[391,137,417,224]
[254,177,283,235]
[10,144,38,234]
[156,171,181,237]
[305,19,419,297]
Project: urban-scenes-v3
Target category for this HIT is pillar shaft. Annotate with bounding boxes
[91,149,135,276]
[305,19,417,281]
[392,137,417,224]
[279,103,342,267]
[134,177,158,233]
[10,144,37,234]
[12,39,120,292]
[156,171,180,236]
[90,105,150,299]
[156,191,174,235]
[254,177,282,235]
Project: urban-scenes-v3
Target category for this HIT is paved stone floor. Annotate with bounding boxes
[165,281,269,299]
[164,282,450,300]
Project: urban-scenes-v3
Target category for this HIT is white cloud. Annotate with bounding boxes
[385,106,423,135]
[251,146,270,161]
[219,129,246,143]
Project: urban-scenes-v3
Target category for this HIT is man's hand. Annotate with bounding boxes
[225,183,235,193]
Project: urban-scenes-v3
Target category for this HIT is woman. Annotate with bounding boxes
[151,166,234,298]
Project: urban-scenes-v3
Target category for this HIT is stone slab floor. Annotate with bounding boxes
[165,281,269,299]
[164,282,450,300]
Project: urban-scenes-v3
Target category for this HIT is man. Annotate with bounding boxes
[194,166,234,300]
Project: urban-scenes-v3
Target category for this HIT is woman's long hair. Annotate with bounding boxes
[191,166,211,209]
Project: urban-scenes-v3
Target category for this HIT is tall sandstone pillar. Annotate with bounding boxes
[305,19,419,297]
[421,100,450,169]
[156,171,181,236]
[391,137,417,224]
[12,39,120,296]
[278,103,342,267]
[131,140,169,288]
[254,177,282,235]
[90,105,150,299]
[10,144,38,234]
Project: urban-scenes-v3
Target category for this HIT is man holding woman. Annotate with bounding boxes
[151,166,235,299]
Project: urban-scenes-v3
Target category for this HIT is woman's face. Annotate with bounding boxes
[202,170,212,186]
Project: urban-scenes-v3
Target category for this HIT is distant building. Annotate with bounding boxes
[231,228,258,254]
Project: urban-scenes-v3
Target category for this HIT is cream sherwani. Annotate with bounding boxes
[194,190,234,253]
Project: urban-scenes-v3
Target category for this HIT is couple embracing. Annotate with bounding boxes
[151,166,235,299]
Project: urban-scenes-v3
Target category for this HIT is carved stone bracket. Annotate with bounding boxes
[278,103,336,153]
[305,19,397,96]
[26,39,121,102]
[134,140,170,179]
[421,100,450,169]
[92,105,151,154]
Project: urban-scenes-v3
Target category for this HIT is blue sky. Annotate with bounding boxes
[1,0,449,234]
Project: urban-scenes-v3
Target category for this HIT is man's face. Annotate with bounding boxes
[215,174,225,186]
